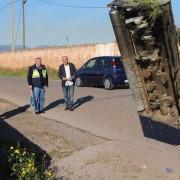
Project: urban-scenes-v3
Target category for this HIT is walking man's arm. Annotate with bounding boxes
[58,65,62,80]
[72,63,76,79]
[58,65,66,80]
[45,67,49,87]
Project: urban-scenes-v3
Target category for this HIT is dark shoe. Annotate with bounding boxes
[35,112,40,115]
[64,107,69,111]
[40,110,46,113]
[69,108,74,111]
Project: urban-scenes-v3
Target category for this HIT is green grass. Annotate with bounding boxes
[0,67,59,80]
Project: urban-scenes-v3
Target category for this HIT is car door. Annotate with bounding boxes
[82,58,97,86]
[114,57,127,83]
[94,57,106,86]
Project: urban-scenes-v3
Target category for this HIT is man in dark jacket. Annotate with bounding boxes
[59,56,76,111]
[27,57,48,114]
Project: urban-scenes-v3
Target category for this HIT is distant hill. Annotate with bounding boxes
[0,45,24,52]
[0,45,11,52]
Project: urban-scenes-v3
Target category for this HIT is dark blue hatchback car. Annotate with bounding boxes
[75,56,128,90]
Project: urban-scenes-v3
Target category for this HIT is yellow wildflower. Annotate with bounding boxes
[34,168,37,172]
[47,171,52,177]
[22,151,26,155]
[22,171,26,175]
[15,149,20,154]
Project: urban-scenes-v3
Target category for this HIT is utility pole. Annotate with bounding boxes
[22,0,27,49]
[10,0,15,51]
[66,35,69,46]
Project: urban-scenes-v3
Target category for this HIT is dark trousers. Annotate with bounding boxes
[62,85,74,109]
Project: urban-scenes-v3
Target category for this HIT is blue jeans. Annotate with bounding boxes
[33,87,45,112]
[30,90,35,107]
[63,85,74,109]
[31,95,35,107]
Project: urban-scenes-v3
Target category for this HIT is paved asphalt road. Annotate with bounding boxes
[0,77,144,140]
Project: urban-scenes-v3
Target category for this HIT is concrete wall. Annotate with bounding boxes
[0,42,120,69]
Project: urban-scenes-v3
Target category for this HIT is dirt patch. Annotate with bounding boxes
[3,111,107,156]
[0,99,15,110]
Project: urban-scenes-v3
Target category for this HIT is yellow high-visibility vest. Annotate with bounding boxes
[42,69,47,78]
[32,69,47,78]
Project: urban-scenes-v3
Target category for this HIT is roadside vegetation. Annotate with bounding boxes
[9,144,55,180]
[139,0,162,22]
[0,142,55,180]
[0,67,59,80]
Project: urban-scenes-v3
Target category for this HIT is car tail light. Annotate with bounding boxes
[112,59,117,77]
[112,59,116,68]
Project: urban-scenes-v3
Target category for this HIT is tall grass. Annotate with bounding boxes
[0,42,119,70]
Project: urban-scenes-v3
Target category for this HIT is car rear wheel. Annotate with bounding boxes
[76,77,83,87]
[104,78,114,90]
[124,83,129,89]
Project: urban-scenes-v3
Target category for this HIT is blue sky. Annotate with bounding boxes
[0,0,180,48]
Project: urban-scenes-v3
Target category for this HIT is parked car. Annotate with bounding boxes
[75,56,128,90]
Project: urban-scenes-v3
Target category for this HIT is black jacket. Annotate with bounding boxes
[58,63,76,87]
[27,64,48,88]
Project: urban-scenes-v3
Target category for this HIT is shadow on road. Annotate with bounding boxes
[44,99,65,111]
[0,105,51,179]
[73,96,94,110]
[0,104,30,120]
[140,115,180,145]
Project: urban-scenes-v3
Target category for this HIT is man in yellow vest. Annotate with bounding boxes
[27,57,48,114]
